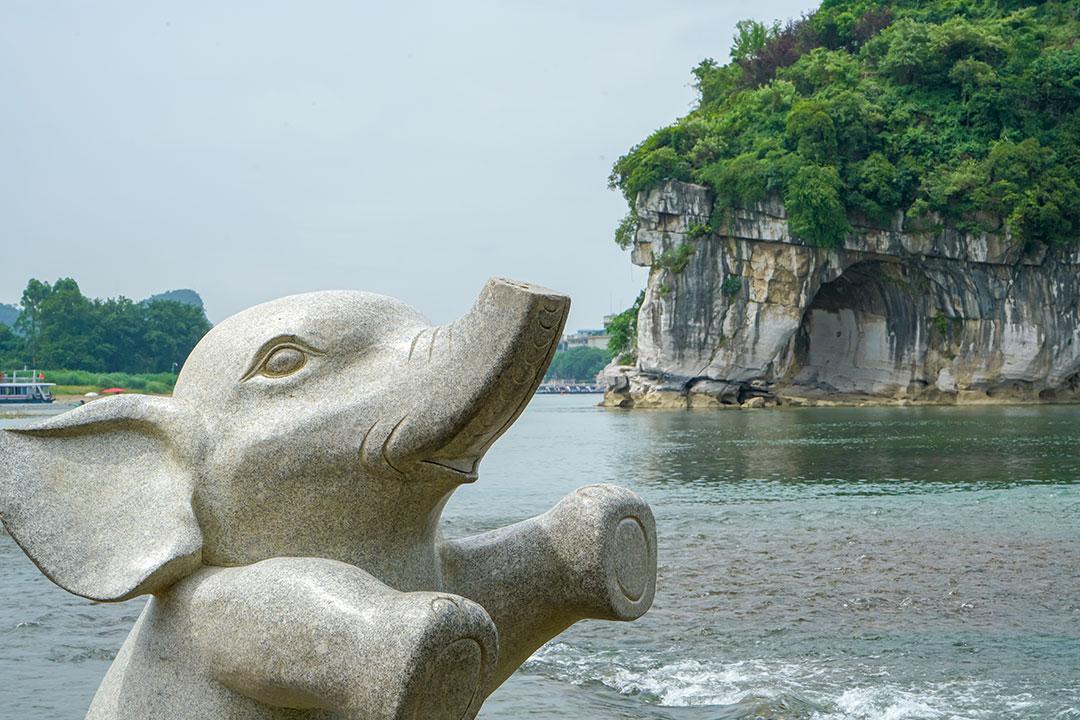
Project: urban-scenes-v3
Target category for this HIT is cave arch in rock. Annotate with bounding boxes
[788,260,926,398]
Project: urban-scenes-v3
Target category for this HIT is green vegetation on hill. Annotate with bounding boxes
[609,0,1080,248]
[0,278,211,374]
[605,290,645,365]
[545,346,610,383]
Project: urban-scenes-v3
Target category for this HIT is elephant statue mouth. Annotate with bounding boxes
[386,278,570,484]
[423,457,481,481]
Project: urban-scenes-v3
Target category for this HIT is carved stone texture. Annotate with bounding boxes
[0,277,658,720]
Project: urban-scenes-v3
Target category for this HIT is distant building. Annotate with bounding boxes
[559,328,610,352]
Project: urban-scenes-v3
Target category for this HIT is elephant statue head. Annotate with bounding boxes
[0,278,656,720]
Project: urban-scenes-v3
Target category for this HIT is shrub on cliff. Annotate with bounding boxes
[609,0,1080,248]
[606,290,645,364]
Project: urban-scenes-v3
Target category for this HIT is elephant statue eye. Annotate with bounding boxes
[242,337,324,381]
[261,347,307,378]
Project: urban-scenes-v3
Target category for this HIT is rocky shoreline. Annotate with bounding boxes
[605,181,1080,410]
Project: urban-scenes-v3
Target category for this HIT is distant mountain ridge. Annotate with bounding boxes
[0,303,18,328]
[142,289,205,310]
[0,289,205,329]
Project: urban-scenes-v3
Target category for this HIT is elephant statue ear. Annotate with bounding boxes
[0,394,204,602]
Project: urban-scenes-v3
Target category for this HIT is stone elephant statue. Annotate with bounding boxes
[0,278,657,720]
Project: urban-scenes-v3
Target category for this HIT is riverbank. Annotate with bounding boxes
[51,389,171,404]
[0,389,171,418]
[602,386,1080,410]
[0,404,74,420]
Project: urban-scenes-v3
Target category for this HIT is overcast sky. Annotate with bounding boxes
[2,0,816,330]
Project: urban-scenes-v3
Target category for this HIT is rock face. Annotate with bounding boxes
[605,181,1080,408]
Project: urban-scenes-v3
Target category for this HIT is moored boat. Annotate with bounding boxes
[0,370,56,404]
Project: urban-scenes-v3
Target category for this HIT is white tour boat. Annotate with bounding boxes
[0,370,56,404]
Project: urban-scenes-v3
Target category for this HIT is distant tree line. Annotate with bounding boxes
[542,290,649,383]
[544,346,610,383]
[0,278,211,373]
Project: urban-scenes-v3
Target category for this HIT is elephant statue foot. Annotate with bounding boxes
[1,278,657,719]
[89,558,499,720]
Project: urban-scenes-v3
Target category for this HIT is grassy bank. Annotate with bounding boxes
[40,370,177,397]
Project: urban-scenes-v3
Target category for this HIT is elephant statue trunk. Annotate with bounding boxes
[383,278,570,479]
[0,277,657,720]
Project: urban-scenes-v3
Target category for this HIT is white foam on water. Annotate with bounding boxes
[524,643,1069,719]
[526,643,827,708]
[819,686,950,720]
[813,682,1056,720]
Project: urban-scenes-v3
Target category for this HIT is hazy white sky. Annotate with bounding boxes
[2,0,816,330]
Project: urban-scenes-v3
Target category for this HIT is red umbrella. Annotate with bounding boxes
[100,388,127,394]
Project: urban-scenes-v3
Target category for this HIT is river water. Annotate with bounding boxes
[1,396,1078,719]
